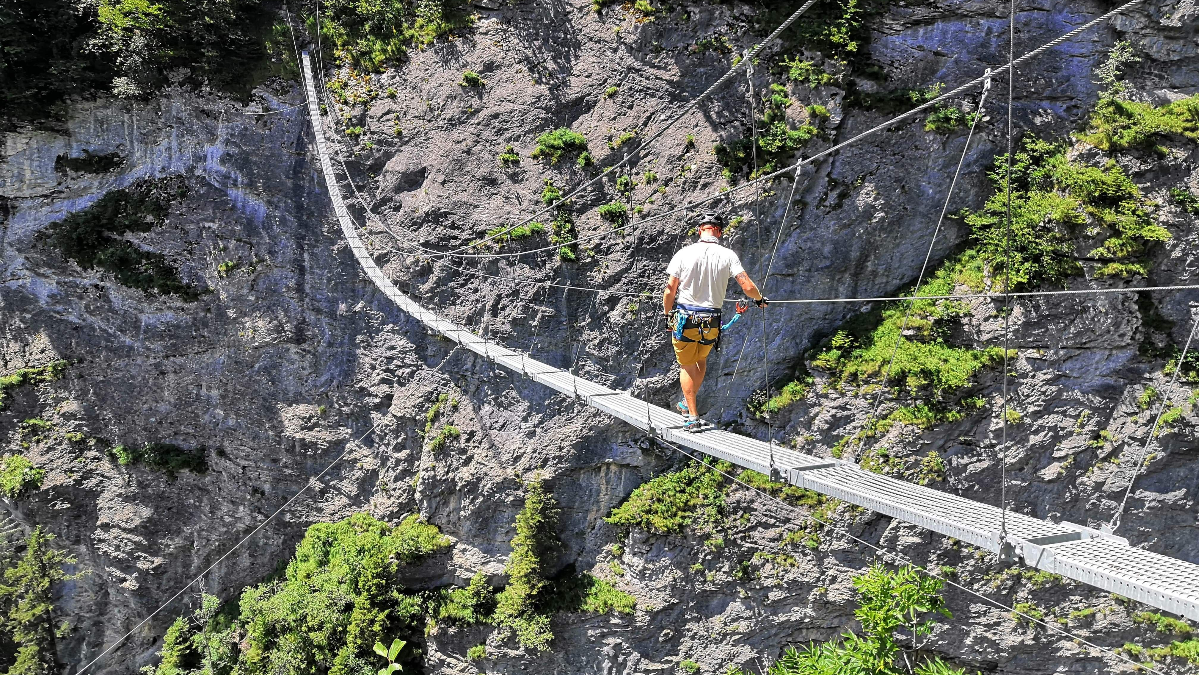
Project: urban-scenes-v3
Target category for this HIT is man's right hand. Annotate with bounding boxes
[755,296,769,308]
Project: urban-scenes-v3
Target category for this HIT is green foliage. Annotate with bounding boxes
[545,572,635,615]
[923,105,977,133]
[0,456,43,499]
[605,461,728,536]
[531,128,590,164]
[148,513,450,675]
[217,260,238,278]
[307,0,475,72]
[811,257,1006,393]
[737,469,823,507]
[43,176,203,299]
[1,0,282,122]
[427,425,460,452]
[965,137,1166,288]
[432,572,496,627]
[743,564,959,675]
[1123,638,1199,665]
[106,442,207,477]
[598,202,628,226]
[1083,43,1196,152]
[1132,611,1195,636]
[1136,386,1159,410]
[0,362,67,410]
[1156,406,1185,435]
[494,481,559,651]
[460,70,485,87]
[848,82,944,114]
[716,83,819,180]
[475,221,545,250]
[372,638,405,675]
[917,451,945,485]
[0,527,79,675]
[1084,96,1199,152]
[604,86,619,98]
[753,379,811,417]
[680,660,700,673]
[498,144,521,165]
[1170,186,1198,213]
[466,644,487,660]
[782,57,835,88]
[1011,601,1044,624]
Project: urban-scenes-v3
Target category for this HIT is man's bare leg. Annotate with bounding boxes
[679,358,708,417]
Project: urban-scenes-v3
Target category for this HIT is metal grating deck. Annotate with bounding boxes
[302,53,1199,622]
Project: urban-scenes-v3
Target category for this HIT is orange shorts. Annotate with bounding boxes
[672,327,719,367]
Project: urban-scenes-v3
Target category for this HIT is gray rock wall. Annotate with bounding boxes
[0,0,1195,673]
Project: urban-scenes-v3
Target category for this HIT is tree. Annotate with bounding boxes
[0,527,78,675]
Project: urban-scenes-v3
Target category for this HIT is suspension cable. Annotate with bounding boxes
[846,77,992,465]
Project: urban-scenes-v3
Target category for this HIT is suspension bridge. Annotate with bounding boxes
[300,44,1199,622]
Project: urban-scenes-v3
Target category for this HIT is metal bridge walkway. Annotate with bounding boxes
[301,53,1199,621]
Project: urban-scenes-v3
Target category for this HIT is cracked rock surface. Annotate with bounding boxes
[0,0,1196,673]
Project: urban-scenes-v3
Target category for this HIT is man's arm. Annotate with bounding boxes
[735,271,764,302]
[663,276,681,316]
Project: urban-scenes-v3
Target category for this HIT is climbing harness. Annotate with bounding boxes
[671,304,723,347]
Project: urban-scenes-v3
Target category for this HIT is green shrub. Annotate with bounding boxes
[606,461,728,535]
[964,137,1166,288]
[1132,611,1195,636]
[716,83,819,180]
[460,70,485,87]
[217,260,238,277]
[467,644,487,660]
[1170,186,1198,212]
[736,469,823,507]
[546,572,635,615]
[782,57,834,88]
[598,202,628,226]
[0,527,79,675]
[1083,95,1198,152]
[1138,386,1159,410]
[494,481,560,651]
[811,259,1006,393]
[0,361,67,410]
[149,513,450,675]
[737,564,959,675]
[427,425,461,452]
[604,86,619,98]
[1012,601,1044,624]
[531,128,590,164]
[498,144,521,165]
[434,571,496,626]
[680,660,700,673]
[307,0,474,72]
[609,130,636,149]
[106,442,207,477]
[923,105,977,133]
[917,451,946,485]
[0,455,44,499]
[43,176,202,299]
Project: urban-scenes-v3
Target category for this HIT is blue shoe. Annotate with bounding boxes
[677,400,690,416]
[682,417,707,433]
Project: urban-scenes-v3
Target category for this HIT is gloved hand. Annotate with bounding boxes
[755,296,769,308]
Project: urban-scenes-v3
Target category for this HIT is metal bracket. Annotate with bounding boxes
[1061,520,1129,545]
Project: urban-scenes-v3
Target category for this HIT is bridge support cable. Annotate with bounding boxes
[999,0,1018,548]
[302,51,1200,622]
[655,437,1173,675]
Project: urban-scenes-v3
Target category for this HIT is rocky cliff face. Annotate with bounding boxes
[0,0,1196,673]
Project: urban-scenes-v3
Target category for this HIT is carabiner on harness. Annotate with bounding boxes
[720,299,750,331]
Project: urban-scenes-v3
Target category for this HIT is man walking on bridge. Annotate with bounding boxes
[663,213,767,432]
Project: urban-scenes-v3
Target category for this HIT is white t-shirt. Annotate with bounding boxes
[666,236,745,309]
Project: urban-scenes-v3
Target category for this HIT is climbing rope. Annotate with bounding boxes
[1108,321,1197,531]
[845,76,993,465]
